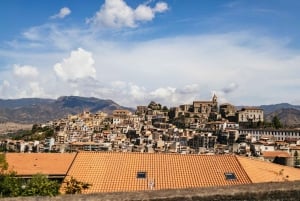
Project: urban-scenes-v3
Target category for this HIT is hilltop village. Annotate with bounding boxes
[1,95,300,197]
[1,95,300,168]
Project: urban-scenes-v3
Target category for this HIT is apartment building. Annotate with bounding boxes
[239,129,300,141]
[237,107,264,123]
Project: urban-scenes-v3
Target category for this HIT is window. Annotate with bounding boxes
[224,172,237,180]
[137,172,147,179]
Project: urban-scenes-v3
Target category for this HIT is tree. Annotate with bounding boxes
[0,154,22,197]
[64,177,91,194]
[21,174,60,196]
[272,115,282,129]
[0,153,8,173]
[0,172,23,197]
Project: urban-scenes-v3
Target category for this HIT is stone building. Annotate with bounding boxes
[220,103,237,122]
[237,107,263,123]
[170,94,220,127]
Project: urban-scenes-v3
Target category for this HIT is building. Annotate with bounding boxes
[112,110,132,125]
[5,153,76,180]
[237,107,264,124]
[5,152,300,194]
[64,152,300,194]
[171,94,220,127]
[219,103,237,122]
[239,129,300,141]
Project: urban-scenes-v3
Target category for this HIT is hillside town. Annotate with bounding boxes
[1,95,300,168]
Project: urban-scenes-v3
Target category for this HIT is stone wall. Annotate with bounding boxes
[1,181,300,201]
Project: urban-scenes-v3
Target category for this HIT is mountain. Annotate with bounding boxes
[259,103,300,115]
[0,96,134,124]
[258,103,300,127]
[264,108,300,127]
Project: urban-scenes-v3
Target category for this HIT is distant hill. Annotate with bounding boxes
[259,103,300,115]
[258,103,300,127]
[0,96,134,124]
[1,97,300,127]
[263,108,300,127]
[231,103,300,127]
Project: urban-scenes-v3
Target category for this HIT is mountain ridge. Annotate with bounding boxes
[0,97,300,126]
[0,96,134,124]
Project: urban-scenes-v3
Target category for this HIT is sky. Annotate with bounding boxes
[0,0,300,108]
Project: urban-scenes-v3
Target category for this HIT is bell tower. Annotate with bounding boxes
[212,94,217,103]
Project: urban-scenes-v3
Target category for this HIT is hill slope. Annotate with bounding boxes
[259,103,300,115]
[264,108,300,127]
[0,96,133,123]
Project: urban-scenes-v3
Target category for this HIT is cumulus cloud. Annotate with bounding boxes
[177,84,200,94]
[28,82,46,97]
[153,2,168,13]
[2,29,300,106]
[13,81,46,98]
[54,48,96,81]
[51,7,71,19]
[13,64,39,78]
[149,87,177,104]
[0,80,10,98]
[222,82,239,94]
[87,0,168,28]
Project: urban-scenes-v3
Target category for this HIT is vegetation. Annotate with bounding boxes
[64,176,91,194]
[7,124,55,141]
[0,173,60,197]
[0,153,8,173]
[272,115,282,129]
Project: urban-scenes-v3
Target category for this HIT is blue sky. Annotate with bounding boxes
[0,0,300,107]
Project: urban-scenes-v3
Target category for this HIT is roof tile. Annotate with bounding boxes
[5,153,76,176]
[65,152,251,193]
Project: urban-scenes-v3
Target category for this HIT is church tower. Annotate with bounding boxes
[212,94,217,103]
[211,94,218,114]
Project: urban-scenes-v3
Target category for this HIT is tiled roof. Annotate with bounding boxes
[237,156,300,183]
[65,152,251,193]
[262,151,291,158]
[5,153,76,176]
[290,145,300,150]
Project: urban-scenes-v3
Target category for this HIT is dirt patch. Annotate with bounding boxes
[0,122,32,135]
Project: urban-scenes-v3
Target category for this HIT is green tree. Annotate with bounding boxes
[0,172,23,197]
[21,174,60,196]
[272,115,282,129]
[64,177,91,194]
[0,154,22,197]
[0,153,8,173]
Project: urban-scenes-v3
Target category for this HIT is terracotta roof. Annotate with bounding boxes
[262,151,291,158]
[290,145,300,150]
[64,152,251,193]
[5,153,76,176]
[237,156,300,183]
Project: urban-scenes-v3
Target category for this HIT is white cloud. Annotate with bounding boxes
[14,81,46,98]
[2,28,300,106]
[87,0,135,28]
[153,2,168,13]
[135,5,155,21]
[87,0,168,28]
[54,48,96,81]
[51,7,71,19]
[0,80,10,98]
[13,64,39,78]
[28,82,46,97]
